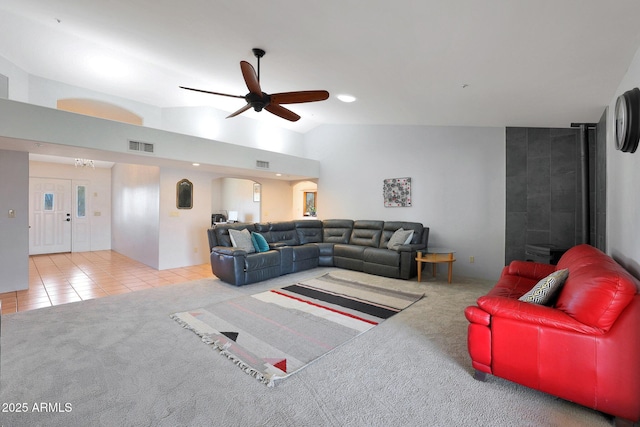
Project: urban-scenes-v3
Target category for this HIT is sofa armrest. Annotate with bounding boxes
[210,246,249,286]
[476,296,600,334]
[211,246,248,256]
[465,305,491,326]
[506,260,556,281]
[269,242,288,249]
[396,243,426,252]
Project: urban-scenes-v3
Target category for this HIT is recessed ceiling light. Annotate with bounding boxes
[192,163,200,166]
[276,173,282,177]
[337,94,357,103]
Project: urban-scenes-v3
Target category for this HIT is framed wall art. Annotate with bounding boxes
[177,179,193,209]
[303,191,317,216]
[383,177,411,207]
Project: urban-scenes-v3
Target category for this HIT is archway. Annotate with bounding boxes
[293,181,318,218]
[57,98,143,125]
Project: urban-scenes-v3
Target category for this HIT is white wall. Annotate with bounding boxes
[305,125,506,280]
[212,177,294,223]
[220,178,261,223]
[161,106,305,156]
[260,178,295,222]
[211,178,223,215]
[0,54,29,101]
[0,150,29,292]
[0,99,320,180]
[607,45,640,278]
[27,76,163,129]
[158,168,212,269]
[29,161,112,251]
[4,69,307,154]
[111,163,160,268]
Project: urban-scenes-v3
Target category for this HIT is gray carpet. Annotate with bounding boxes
[0,268,612,427]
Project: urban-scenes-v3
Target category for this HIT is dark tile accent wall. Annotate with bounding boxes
[505,126,605,264]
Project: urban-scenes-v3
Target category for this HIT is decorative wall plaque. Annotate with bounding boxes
[383,177,411,207]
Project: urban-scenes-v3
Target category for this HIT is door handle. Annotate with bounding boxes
[66,218,71,222]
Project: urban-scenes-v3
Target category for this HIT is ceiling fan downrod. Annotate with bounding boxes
[252,48,265,82]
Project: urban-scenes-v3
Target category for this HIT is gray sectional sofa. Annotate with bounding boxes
[206,219,429,286]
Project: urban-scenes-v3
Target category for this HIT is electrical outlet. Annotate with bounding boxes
[469,256,475,263]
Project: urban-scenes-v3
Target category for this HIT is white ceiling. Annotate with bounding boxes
[1,1,640,134]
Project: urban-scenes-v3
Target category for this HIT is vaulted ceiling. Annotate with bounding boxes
[1,1,640,133]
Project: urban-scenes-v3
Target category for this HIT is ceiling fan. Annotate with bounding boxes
[180,48,329,122]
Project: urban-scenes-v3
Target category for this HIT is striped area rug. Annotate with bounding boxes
[171,273,424,386]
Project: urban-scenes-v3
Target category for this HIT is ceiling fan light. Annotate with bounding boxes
[337,94,357,103]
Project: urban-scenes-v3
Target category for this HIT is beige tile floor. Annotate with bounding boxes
[0,251,213,315]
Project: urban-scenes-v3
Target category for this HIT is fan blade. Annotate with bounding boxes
[240,61,262,94]
[226,103,253,119]
[270,90,329,105]
[179,86,244,99]
[265,104,301,122]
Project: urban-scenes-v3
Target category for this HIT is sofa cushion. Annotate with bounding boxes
[518,268,569,305]
[386,228,414,250]
[267,221,299,246]
[555,264,637,331]
[245,251,280,270]
[364,247,400,266]
[334,243,366,259]
[212,223,256,247]
[322,219,353,243]
[334,244,366,271]
[350,220,383,247]
[292,244,320,261]
[506,261,558,282]
[229,229,256,253]
[380,221,423,248]
[251,232,270,253]
[295,220,323,244]
[487,272,539,298]
[554,244,639,331]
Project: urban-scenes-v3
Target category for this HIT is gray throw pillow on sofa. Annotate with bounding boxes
[387,228,414,250]
[229,229,256,253]
[518,268,569,305]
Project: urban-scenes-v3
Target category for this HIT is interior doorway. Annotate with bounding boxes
[293,181,318,218]
[214,177,261,223]
[29,178,72,254]
[29,177,92,254]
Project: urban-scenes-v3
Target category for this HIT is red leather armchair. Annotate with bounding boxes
[465,244,640,424]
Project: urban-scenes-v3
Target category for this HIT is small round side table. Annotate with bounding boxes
[416,248,456,283]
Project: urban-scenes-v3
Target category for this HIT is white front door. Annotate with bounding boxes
[72,180,91,252]
[29,178,72,254]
